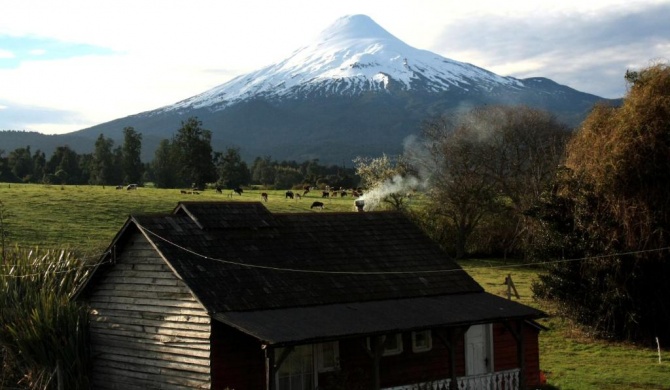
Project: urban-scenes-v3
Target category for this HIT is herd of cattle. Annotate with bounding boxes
[176,185,364,210]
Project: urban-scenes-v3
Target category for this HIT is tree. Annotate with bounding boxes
[250,156,276,186]
[418,119,504,258]
[531,64,670,342]
[122,127,144,184]
[7,146,33,182]
[152,139,180,188]
[172,117,216,188]
[90,134,115,185]
[215,147,250,189]
[415,106,568,258]
[353,154,416,211]
[32,149,46,183]
[46,146,83,184]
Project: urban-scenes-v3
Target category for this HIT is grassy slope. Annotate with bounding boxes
[1,183,669,389]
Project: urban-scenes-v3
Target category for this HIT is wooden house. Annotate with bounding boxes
[78,201,546,390]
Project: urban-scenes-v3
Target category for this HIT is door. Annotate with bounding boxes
[465,324,492,376]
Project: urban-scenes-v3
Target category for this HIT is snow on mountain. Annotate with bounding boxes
[163,14,523,113]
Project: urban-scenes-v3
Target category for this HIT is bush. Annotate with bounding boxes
[0,247,91,389]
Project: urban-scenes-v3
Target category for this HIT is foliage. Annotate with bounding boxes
[353,154,415,211]
[215,147,251,189]
[415,106,568,258]
[172,117,217,188]
[530,64,670,342]
[122,127,144,185]
[0,246,91,389]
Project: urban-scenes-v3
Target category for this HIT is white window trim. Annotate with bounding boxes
[411,330,432,353]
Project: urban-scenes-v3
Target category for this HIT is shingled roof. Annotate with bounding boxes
[83,201,544,345]
[133,201,484,312]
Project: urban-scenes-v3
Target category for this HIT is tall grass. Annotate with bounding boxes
[0,247,91,389]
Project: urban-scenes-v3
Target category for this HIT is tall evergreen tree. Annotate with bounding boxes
[90,134,115,185]
[152,139,180,188]
[172,117,216,188]
[215,147,250,188]
[122,127,144,184]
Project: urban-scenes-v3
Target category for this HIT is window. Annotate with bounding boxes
[276,345,314,390]
[367,334,403,356]
[276,342,339,390]
[316,342,340,371]
[412,330,432,353]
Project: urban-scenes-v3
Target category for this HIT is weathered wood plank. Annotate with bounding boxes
[95,275,182,286]
[94,352,211,374]
[103,268,178,279]
[90,326,210,346]
[91,334,210,358]
[89,295,205,309]
[93,367,210,389]
[90,320,211,339]
[93,283,192,294]
[93,344,211,367]
[90,301,207,316]
[91,307,211,325]
[94,358,211,381]
[91,288,196,301]
[91,313,210,332]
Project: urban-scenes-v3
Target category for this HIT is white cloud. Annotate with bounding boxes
[0,0,668,133]
[0,49,15,59]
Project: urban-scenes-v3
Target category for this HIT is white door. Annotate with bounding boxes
[465,324,492,376]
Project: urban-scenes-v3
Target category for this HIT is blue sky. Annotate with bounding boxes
[0,36,115,69]
[1,0,669,134]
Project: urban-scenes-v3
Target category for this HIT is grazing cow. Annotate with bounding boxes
[215,186,223,194]
[261,192,268,202]
[234,187,243,196]
[310,201,324,209]
[322,191,330,198]
[126,184,137,190]
[180,190,188,194]
[115,185,123,190]
[285,190,294,199]
[295,193,302,200]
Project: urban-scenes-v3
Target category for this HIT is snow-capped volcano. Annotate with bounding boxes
[45,14,616,164]
[166,14,521,112]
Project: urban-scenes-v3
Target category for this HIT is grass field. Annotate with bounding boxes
[1,183,669,389]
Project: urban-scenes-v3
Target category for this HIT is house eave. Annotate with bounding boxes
[212,292,546,347]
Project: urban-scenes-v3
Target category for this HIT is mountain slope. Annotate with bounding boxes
[1,15,619,164]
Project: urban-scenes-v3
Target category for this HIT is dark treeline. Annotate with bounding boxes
[0,118,357,190]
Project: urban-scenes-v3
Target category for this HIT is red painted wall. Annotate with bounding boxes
[210,322,541,390]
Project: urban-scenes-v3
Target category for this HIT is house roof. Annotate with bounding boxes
[131,202,487,313]
[83,201,545,344]
[214,293,544,346]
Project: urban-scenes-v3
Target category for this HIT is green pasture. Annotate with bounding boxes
[1,183,669,389]
[0,183,363,255]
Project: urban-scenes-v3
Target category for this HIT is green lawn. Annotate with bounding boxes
[1,183,669,389]
[461,259,670,389]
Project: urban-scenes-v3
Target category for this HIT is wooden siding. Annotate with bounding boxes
[492,322,542,387]
[211,322,266,390]
[88,232,212,389]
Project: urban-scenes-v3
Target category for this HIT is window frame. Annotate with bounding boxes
[367,333,404,356]
[411,330,432,353]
